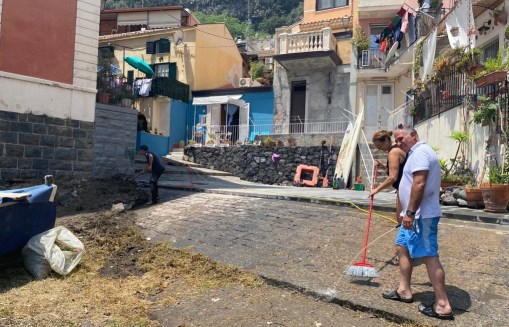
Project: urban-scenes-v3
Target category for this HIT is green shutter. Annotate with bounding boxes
[169,63,177,80]
[146,41,156,54]
[127,71,134,85]
[158,39,170,53]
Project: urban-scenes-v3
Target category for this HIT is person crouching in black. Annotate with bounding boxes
[139,145,165,204]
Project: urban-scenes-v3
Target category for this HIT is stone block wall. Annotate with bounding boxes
[0,110,95,181]
[93,103,138,177]
[185,145,340,186]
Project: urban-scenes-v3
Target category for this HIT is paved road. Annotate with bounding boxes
[136,189,509,326]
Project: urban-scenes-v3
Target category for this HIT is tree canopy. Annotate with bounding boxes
[104,0,302,38]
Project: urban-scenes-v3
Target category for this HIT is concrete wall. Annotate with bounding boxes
[273,66,352,124]
[93,104,138,177]
[414,106,491,182]
[169,99,188,149]
[0,110,95,181]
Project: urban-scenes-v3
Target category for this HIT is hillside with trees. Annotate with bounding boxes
[104,0,302,37]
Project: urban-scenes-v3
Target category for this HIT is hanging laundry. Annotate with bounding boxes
[139,79,152,97]
[133,79,143,96]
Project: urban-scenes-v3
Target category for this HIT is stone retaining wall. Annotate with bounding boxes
[0,110,95,181]
[185,145,340,186]
[0,104,138,181]
[93,104,138,177]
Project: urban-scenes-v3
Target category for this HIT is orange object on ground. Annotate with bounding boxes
[294,164,319,187]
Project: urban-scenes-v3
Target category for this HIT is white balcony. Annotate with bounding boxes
[274,27,341,71]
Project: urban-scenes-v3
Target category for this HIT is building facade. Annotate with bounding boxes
[0,0,101,181]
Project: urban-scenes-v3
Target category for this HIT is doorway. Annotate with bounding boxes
[364,84,393,138]
[290,81,306,133]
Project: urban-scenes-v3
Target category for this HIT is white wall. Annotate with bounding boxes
[415,106,490,180]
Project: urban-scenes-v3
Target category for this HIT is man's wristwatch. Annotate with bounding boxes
[406,210,416,217]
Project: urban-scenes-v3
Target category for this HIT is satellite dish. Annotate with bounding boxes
[384,41,399,66]
[174,30,183,46]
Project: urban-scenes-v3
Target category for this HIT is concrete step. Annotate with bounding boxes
[163,155,203,168]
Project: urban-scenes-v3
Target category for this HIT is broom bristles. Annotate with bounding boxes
[346,264,379,278]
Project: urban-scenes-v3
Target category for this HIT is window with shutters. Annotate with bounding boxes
[146,39,171,54]
[150,62,177,79]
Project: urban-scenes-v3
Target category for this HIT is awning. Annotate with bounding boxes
[192,95,245,107]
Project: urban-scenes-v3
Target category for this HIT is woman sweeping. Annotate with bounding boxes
[369,130,407,266]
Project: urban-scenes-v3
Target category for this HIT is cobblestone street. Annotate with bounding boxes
[135,189,509,326]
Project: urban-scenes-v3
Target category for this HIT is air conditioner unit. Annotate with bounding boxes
[264,57,273,64]
[239,78,253,87]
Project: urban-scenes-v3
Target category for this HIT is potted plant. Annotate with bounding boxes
[438,131,471,188]
[473,50,509,87]
[480,165,509,212]
[456,48,482,77]
[287,136,296,146]
[432,56,450,83]
[351,26,370,57]
[493,7,507,26]
[96,54,114,104]
[261,136,276,147]
[120,87,135,108]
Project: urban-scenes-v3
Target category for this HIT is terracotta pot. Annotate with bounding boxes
[474,71,508,88]
[120,98,133,108]
[480,184,509,213]
[97,93,110,104]
[465,186,484,209]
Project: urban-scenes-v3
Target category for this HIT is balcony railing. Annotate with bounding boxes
[96,76,190,105]
[149,77,190,103]
[413,70,509,128]
[388,100,414,130]
[277,28,337,55]
[358,48,386,69]
[192,120,350,145]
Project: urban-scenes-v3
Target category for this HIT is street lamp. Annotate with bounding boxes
[340,15,351,31]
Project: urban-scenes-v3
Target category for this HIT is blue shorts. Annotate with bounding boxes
[395,216,440,258]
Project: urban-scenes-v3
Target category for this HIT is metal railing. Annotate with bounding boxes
[359,129,374,190]
[191,120,350,144]
[358,48,386,70]
[388,100,414,129]
[148,77,190,103]
[413,69,509,130]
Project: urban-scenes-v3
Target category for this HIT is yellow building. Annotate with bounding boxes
[98,7,243,144]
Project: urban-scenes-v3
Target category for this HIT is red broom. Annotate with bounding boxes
[346,165,379,278]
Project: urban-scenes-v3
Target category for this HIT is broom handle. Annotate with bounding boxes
[360,166,378,264]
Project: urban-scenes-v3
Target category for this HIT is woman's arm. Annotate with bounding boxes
[369,150,401,196]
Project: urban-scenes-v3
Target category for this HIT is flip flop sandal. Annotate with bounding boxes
[382,289,414,303]
[385,257,399,266]
[418,303,454,320]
